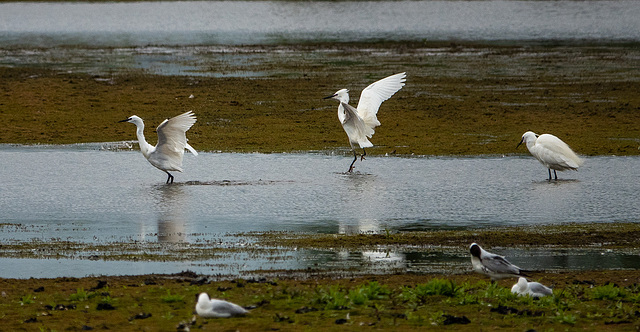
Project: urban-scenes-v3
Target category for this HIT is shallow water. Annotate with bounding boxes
[0,144,639,278]
[1,1,638,47]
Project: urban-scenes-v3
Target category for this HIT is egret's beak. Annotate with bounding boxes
[323,94,336,100]
[516,138,524,149]
[118,118,131,123]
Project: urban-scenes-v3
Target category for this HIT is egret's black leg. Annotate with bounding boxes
[553,170,558,180]
[348,150,357,172]
[548,169,552,181]
[360,148,367,161]
[166,172,174,184]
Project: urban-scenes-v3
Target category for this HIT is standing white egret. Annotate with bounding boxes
[517,131,583,180]
[195,293,248,318]
[469,243,529,281]
[324,72,406,172]
[119,111,198,184]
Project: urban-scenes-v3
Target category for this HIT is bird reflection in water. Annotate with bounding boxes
[155,185,188,243]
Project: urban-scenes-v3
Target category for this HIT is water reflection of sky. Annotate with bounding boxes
[1,1,638,47]
[0,146,639,277]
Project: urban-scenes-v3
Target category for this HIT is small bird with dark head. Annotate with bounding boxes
[469,243,530,281]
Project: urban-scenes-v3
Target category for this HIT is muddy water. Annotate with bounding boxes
[0,144,639,277]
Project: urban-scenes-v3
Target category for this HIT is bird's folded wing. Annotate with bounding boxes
[156,111,197,156]
[483,254,521,274]
[212,300,247,315]
[356,72,406,128]
[529,282,553,295]
[536,135,583,168]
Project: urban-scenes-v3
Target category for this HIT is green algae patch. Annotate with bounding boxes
[2,43,640,156]
[249,222,640,250]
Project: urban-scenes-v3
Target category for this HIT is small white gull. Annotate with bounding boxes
[195,293,248,318]
[511,277,553,297]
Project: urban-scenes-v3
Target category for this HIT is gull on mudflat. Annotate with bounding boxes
[195,293,248,318]
[517,131,583,180]
[324,72,406,172]
[511,277,553,297]
[469,243,530,281]
[120,111,198,184]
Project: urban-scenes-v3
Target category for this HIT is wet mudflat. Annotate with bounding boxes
[1,1,640,329]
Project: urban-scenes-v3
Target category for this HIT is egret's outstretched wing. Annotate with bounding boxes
[155,111,197,161]
[535,134,583,169]
[356,72,406,132]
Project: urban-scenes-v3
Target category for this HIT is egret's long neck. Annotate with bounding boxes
[134,122,153,158]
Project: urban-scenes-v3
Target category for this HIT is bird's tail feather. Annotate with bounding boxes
[186,143,198,156]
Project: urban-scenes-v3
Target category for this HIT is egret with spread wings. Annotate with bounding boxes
[324,72,406,172]
[120,111,198,184]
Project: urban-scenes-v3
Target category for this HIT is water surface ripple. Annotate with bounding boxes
[0,145,638,277]
[1,1,638,47]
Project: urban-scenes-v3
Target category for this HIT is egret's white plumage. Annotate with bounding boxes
[324,72,406,172]
[517,131,583,180]
[195,293,248,318]
[120,111,198,184]
[511,277,553,297]
[469,243,529,281]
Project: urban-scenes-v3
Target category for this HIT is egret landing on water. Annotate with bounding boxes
[119,111,198,184]
[324,72,406,173]
[517,131,584,180]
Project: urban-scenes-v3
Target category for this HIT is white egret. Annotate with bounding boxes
[119,111,198,184]
[469,243,529,281]
[517,131,583,180]
[511,277,553,297]
[324,72,406,172]
[195,293,248,318]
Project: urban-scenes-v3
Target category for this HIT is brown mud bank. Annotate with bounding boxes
[1,43,639,156]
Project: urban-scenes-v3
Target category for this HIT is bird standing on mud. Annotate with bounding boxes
[469,243,529,281]
[120,111,198,184]
[324,72,406,173]
[517,131,583,180]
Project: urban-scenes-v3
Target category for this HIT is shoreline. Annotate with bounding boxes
[1,42,639,156]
